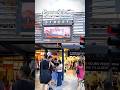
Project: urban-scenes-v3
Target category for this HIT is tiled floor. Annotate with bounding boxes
[35,70,85,90]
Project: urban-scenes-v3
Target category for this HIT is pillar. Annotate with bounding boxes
[62,48,64,80]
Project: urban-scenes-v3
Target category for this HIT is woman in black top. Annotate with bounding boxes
[40,58,52,84]
[40,55,53,90]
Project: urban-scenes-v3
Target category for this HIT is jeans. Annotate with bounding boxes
[57,72,62,86]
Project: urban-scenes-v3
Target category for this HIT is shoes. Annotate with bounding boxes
[48,87,53,90]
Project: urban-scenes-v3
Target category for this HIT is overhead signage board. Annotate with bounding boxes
[68,51,81,56]
[86,61,120,71]
[42,10,73,18]
[68,49,83,56]
[44,26,71,39]
[43,20,73,26]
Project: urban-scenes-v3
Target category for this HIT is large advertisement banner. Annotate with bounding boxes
[44,26,71,38]
[21,2,34,34]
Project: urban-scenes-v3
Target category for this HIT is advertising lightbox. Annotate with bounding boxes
[44,26,71,38]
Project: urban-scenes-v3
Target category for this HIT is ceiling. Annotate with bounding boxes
[0,42,34,56]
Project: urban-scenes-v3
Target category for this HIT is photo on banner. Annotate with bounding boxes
[21,2,35,35]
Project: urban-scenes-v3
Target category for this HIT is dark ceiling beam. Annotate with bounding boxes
[35,43,63,50]
[0,51,17,55]
[0,41,34,44]
[35,44,47,49]
[0,42,28,56]
[22,0,34,2]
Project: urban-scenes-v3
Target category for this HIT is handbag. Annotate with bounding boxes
[76,69,79,74]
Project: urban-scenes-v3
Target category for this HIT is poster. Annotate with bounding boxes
[21,2,34,34]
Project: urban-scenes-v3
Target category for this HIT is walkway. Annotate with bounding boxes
[35,70,85,90]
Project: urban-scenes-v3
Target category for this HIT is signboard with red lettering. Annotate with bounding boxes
[44,26,71,38]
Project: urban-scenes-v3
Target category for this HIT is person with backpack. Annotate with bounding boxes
[76,60,85,89]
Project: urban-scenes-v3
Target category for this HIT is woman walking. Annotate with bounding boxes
[40,55,52,90]
[51,58,58,86]
[76,60,85,90]
[56,60,63,86]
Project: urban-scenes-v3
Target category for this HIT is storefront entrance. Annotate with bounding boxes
[35,43,84,79]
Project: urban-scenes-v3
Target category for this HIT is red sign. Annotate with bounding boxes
[22,10,34,29]
[80,36,85,43]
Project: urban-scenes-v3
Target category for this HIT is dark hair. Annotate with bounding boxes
[54,58,57,60]
[44,54,47,58]
[56,63,59,66]
[58,60,62,64]
[78,61,82,66]
[98,82,102,87]
[20,64,31,78]
[48,56,52,59]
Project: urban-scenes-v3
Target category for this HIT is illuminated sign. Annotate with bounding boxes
[86,61,120,71]
[42,10,73,18]
[44,26,71,38]
[68,51,81,56]
[43,20,73,25]
[68,49,84,56]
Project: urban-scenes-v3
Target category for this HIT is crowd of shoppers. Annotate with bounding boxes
[40,54,63,90]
